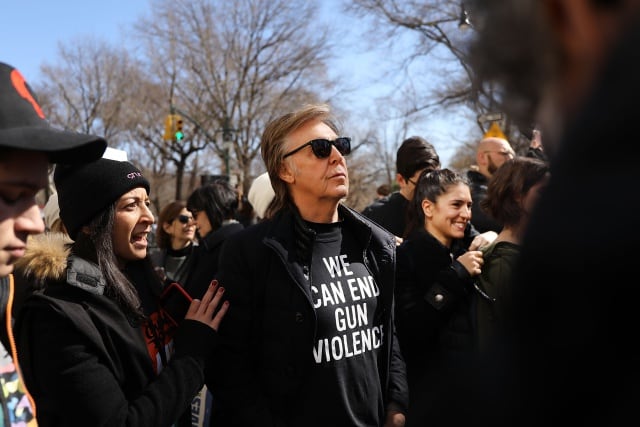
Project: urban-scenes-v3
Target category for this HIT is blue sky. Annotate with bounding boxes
[3,0,473,167]
[3,0,149,82]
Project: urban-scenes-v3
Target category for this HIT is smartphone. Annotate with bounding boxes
[159,282,193,326]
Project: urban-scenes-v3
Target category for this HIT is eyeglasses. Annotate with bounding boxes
[282,137,351,159]
[407,178,418,186]
[175,214,193,224]
[484,150,514,158]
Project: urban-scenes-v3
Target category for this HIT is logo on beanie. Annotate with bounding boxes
[10,69,45,119]
[127,172,142,179]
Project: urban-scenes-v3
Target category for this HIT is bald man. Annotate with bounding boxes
[466,136,515,233]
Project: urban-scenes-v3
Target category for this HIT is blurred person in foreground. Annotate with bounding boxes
[210,103,408,426]
[455,0,640,424]
[0,60,106,425]
[14,158,228,426]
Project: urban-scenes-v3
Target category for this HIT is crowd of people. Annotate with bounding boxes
[2,1,637,424]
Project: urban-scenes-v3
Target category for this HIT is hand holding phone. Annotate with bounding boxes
[159,282,193,326]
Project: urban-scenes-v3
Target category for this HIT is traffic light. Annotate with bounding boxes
[163,114,175,141]
[175,115,184,141]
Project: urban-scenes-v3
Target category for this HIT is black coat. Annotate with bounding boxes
[14,251,218,427]
[362,191,410,237]
[466,169,502,234]
[183,221,244,299]
[208,204,408,426]
[394,229,475,425]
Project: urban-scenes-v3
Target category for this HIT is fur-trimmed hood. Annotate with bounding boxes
[15,232,71,287]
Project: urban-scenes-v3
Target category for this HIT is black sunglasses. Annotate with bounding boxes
[282,137,351,159]
[175,214,193,224]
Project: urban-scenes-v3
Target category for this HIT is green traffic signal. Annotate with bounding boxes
[175,117,184,141]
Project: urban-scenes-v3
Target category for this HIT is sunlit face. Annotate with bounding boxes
[163,208,195,249]
[192,209,212,239]
[113,187,154,267]
[0,150,48,277]
[279,119,349,207]
[422,182,472,247]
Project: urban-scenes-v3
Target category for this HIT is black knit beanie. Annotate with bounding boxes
[54,158,151,239]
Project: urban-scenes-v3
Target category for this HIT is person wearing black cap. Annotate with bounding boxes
[0,61,106,425]
[13,158,229,426]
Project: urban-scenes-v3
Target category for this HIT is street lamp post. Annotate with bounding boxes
[222,118,234,179]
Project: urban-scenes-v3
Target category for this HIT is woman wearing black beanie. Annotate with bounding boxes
[14,158,228,427]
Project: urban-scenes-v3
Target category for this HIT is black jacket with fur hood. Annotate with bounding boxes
[14,232,217,427]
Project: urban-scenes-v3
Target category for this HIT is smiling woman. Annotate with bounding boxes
[394,168,485,425]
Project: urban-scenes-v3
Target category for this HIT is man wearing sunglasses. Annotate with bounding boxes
[209,103,408,427]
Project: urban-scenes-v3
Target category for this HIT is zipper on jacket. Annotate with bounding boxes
[6,274,37,418]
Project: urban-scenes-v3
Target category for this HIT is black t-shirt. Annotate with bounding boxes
[291,221,384,427]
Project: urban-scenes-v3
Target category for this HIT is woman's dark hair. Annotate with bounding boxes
[187,180,238,232]
[156,200,187,249]
[404,168,469,237]
[72,203,147,322]
[481,157,549,227]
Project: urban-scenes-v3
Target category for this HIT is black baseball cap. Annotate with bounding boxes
[0,62,106,163]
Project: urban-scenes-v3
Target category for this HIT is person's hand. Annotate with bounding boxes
[468,230,497,250]
[395,235,403,246]
[457,250,484,276]
[530,128,543,149]
[185,279,229,331]
[384,410,405,427]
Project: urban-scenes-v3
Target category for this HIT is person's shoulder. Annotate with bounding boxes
[362,197,387,214]
[466,168,484,181]
[362,191,402,215]
[344,205,394,239]
[484,241,520,258]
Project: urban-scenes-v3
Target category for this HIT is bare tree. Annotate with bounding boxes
[133,0,338,194]
[36,36,143,145]
[345,0,535,166]
[345,1,477,113]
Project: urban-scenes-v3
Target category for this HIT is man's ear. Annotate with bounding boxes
[279,160,295,184]
[476,148,488,166]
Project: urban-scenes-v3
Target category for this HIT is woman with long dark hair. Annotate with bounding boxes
[395,168,485,426]
[15,158,228,426]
